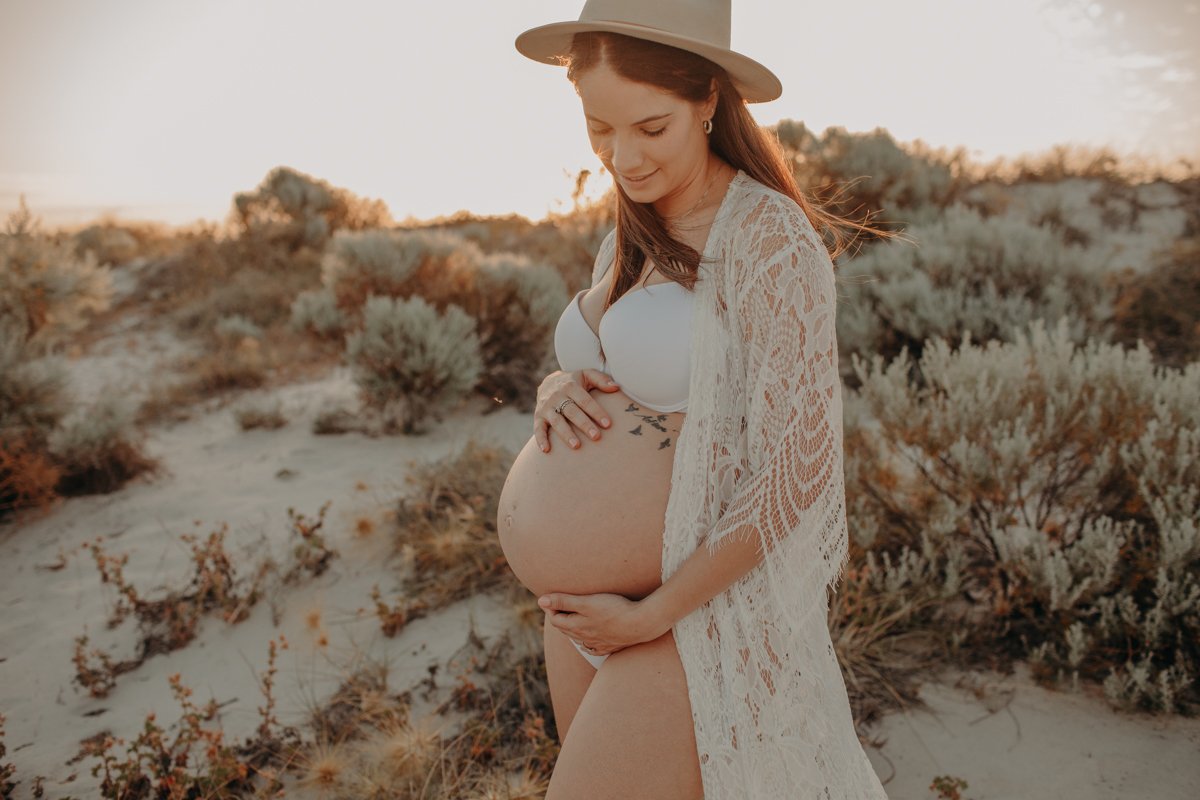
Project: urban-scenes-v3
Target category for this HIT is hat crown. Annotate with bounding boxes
[578,0,731,48]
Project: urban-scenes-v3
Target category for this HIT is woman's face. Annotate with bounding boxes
[575,61,715,211]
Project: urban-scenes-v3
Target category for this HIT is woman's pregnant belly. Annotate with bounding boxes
[497,388,686,601]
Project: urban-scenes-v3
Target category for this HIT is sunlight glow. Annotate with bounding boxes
[0,0,1195,227]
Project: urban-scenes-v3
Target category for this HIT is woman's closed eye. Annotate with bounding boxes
[588,126,667,138]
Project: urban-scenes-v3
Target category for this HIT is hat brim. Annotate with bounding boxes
[515,20,782,103]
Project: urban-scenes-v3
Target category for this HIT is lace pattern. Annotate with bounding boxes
[591,172,888,798]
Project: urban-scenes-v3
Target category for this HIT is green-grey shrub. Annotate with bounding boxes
[845,316,1200,714]
[0,319,70,441]
[775,120,963,225]
[47,395,157,495]
[965,177,1190,255]
[231,165,392,250]
[234,400,287,431]
[836,203,1114,371]
[48,396,137,462]
[319,228,470,307]
[345,294,483,434]
[73,225,140,265]
[469,252,568,408]
[214,313,263,342]
[0,220,113,349]
[289,288,346,337]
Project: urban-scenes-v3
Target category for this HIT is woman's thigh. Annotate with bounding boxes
[543,611,599,743]
[545,629,704,800]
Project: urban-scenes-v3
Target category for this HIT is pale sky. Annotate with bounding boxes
[1,0,1197,227]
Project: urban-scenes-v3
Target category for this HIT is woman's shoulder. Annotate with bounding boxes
[730,172,807,225]
[726,172,819,250]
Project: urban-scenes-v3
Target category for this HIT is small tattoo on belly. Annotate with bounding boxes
[624,403,670,433]
[624,402,681,441]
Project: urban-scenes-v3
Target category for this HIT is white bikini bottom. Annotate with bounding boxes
[570,638,609,669]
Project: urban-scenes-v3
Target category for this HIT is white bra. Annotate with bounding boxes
[553,276,694,413]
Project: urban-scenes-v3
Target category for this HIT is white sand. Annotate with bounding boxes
[2,317,1197,799]
[863,663,1200,800]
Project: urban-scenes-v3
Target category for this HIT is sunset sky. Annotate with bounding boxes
[1,0,1197,227]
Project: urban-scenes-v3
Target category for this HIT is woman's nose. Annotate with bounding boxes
[608,135,643,174]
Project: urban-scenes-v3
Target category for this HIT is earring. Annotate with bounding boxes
[702,118,713,135]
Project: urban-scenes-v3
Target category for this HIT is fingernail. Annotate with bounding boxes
[538,597,550,607]
[601,418,610,427]
[589,428,598,438]
[570,438,579,447]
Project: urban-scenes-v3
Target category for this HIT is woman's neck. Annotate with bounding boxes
[654,156,730,222]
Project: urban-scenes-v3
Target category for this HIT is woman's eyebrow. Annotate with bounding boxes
[586,112,673,126]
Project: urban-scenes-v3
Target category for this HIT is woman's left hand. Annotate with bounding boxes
[538,591,668,656]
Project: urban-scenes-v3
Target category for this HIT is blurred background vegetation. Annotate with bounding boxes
[2,122,1197,735]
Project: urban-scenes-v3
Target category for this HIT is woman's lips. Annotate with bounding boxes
[621,170,657,184]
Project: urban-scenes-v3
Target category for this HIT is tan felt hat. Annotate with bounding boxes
[515,0,782,103]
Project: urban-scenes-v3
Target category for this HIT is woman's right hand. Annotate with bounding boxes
[534,369,622,453]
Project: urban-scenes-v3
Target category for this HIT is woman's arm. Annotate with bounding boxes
[639,521,763,635]
[642,192,847,632]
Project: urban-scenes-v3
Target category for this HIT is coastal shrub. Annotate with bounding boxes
[311,231,567,409]
[136,339,270,427]
[183,338,270,395]
[1,198,113,348]
[774,120,966,227]
[294,633,552,797]
[0,433,61,521]
[0,320,70,520]
[845,317,1200,714]
[836,203,1113,373]
[320,228,478,319]
[344,295,483,434]
[289,288,346,338]
[426,180,617,291]
[969,177,1191,268]
[214,313,263,343]
[234,400,288,431]
[827,541,945,728]
[311,404,370,436]
[137,229,323,338]
[1110,236,1200,368]
[0,320,70,440]
[459,252,568,410]
[390,439,515,613]
[281,501,338,584]
[968,141,1193,185]
[72,224,140,265]
[48,396,160,496]
[88,657,298,799]
[231,165,392,251]
[86,525,272,660]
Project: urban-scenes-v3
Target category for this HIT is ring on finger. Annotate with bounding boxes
[555,398,576,415]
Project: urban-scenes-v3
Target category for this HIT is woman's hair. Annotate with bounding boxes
[564,31,898,304]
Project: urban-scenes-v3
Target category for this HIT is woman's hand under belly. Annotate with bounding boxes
[497,388,685,601]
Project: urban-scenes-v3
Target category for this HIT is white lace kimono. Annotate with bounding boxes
[588,171,888,798]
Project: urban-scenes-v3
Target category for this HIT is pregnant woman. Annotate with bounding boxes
[496,2,894,798]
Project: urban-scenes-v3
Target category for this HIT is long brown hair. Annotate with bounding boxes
[564,31,899,306]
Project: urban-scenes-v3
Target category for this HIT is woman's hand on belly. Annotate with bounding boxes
[537,591,669,657]
[534,369,621,452]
